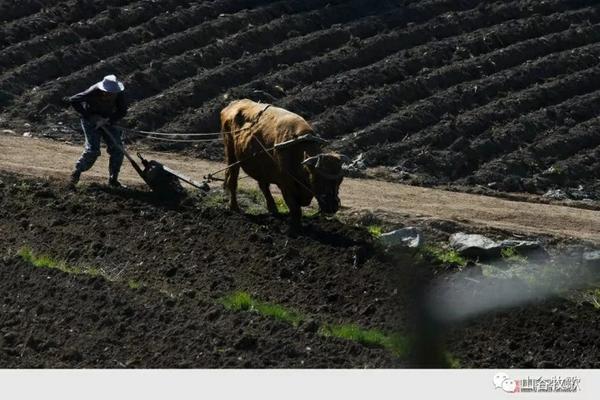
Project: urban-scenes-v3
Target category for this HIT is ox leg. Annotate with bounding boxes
[258,181,278,216]
[224,164,241,212]
[281,189,302,234]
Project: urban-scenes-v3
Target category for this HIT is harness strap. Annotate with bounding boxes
[250,134,316,197]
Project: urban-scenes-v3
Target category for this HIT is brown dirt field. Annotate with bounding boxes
[2,134,600,243]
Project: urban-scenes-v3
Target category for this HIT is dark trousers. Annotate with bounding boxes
[74,118,124,179]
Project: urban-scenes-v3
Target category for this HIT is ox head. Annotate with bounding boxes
[302,153,350,215]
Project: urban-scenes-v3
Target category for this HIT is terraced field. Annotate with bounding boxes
[1,0,600,199]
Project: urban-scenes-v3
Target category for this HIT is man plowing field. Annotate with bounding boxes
[64,74,127,189]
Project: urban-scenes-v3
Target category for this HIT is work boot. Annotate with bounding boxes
[67,170,80,190]
[108,176,123,188]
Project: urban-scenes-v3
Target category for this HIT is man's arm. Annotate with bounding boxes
[65,85,96,119]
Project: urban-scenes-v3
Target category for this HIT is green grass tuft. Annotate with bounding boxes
[239,187,264,204]
[221,291,303,325]
[303,208,321,219]
[274,196,289,214]
[222,292,413,354]
[367,225,383,238]
[255,302,303,325]
[17,247,101,276]
[222,292,409,355]
[421,245,467,267]
[319,324,409,356]
[202,191,228,209]
[18,247,53,268]
[500,247,527,263]
[221,291,254,311]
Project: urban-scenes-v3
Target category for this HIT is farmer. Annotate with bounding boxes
[64,74,128,189]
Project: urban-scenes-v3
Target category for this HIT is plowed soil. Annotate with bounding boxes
[0,172,407,367]
[0,258,397,368]
[2,172,600,368]
[2,0,600,198]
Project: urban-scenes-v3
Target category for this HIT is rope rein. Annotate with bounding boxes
[119,104,273,141]
[119,104,319,193]
[203,142,278,182]
[125,130,222,142]
[131,127,236,137]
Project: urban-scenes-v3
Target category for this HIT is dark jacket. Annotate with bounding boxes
[67,85,127,123]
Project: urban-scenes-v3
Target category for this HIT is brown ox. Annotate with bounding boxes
[220,99,347,230]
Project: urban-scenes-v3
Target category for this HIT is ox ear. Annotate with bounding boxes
[302,155,320,168]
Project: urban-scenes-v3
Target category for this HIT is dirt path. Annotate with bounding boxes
[2,134,599,243]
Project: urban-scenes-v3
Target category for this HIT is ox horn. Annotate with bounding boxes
[302,155,320,167]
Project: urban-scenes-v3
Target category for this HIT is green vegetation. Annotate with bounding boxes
[201,187,323,217]
[239,190,297,215]
[421,245,467,267]
[201,188,266,215]
[274,196,289,214]
[202,190,227,209]
[18,246,102,277]
[255,302,302,325]
[221,291,254,311]
[235,187,265,215]
[221,291,303,326]
[240,187,264,204]
[319,324,409,356]
[229,188,265,215]
[501,247,527,263]
[222,291,409,356]
[303,208,321,219]
[367,224,383,238]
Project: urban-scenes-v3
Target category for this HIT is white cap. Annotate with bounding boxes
[96,74,125,93]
